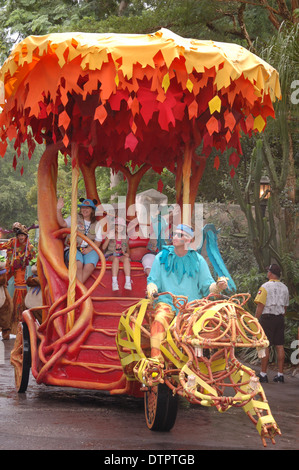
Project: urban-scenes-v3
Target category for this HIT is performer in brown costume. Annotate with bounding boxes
[0,256,13,340]
[0,223,36,334]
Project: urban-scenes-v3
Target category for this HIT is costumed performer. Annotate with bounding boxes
[146,223,228,361]
[0,223,36,334]
[0,255,13,340]
[57,197,103,284]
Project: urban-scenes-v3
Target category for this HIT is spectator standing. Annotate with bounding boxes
[254,264,289,383]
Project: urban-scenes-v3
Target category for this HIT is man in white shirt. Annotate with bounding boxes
[254,264,289,383]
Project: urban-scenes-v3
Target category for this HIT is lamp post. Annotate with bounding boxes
[259,176,271,217]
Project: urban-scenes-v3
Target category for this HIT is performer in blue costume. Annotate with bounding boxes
[147,224,228,360]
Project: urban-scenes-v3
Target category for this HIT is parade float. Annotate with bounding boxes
[0,29,281,446]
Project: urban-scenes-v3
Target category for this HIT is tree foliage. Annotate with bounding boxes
[229,23,299,299]
[0,0,297,287]
[0,140,41,230]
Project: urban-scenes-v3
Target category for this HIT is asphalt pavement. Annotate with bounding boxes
[1,336,299,452]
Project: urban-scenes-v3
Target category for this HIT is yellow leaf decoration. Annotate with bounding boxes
[208,95,222,114]
[254,115,266,132]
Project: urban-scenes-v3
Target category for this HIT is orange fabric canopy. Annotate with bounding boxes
[0,28,281,173]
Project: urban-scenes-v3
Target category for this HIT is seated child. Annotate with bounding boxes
[102,217,132,291]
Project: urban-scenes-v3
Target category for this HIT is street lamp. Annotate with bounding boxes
[259,176,271,217]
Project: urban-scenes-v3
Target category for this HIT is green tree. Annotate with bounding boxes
[0,0,277,61]
[0,140,41,230]
[0,0,124,61]
[230,24,299,299]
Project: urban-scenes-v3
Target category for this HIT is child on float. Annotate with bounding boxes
[102,217,132,291]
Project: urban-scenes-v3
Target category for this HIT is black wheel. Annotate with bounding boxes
[144,383,178,431]
[12,322,31,393]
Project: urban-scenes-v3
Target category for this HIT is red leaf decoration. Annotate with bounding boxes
[214,155,220,170]
[157,179,164,192]
[229,151,241,168]
[125,132,138,152]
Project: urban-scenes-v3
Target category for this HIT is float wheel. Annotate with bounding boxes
[144,383,178,431]
[11,322,31,393]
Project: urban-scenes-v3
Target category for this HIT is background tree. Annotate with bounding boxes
[0,1,297,296]
[0,140,41,231]
[0,0,287,62]
[229,23,299,301]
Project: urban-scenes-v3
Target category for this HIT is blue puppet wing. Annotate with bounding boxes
[151,213,168,252]
[197,224,236,292]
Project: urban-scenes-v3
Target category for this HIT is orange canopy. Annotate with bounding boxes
[0,28,281,175]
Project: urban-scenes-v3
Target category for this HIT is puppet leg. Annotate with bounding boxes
[150,302,175,361]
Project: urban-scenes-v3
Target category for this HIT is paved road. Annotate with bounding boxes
[0,337,298,452]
